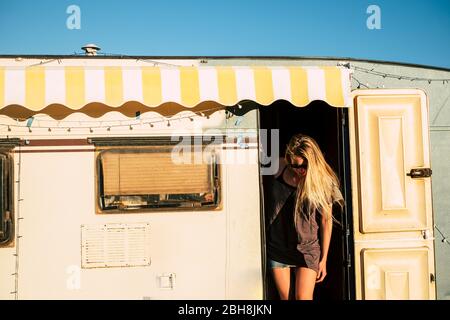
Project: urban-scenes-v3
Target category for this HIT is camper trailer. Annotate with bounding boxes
[0,55,448,300]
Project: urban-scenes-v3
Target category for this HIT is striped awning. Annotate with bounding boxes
[0,66,351,119]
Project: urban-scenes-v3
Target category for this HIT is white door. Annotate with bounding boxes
[349,89,435,300]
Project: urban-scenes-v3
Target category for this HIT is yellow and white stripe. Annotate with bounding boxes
[5,68,26,106]
[45,68,66,104]
[0,66,351,114]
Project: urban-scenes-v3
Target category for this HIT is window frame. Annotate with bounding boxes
[95,143,222,214]
[0,151,14,246]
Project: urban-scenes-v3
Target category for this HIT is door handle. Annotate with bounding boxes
[407,168,432,178]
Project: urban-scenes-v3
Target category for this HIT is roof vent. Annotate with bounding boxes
[81,43,101,56]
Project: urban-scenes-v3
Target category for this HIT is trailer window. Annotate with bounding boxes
[97,147,220,212]
[0,153,13,246]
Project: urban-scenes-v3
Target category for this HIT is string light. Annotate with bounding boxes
[435,225,450,246]
[338,62,450,84]
[0,105,226,132]
[23,53,185,68]
[352,76,371,89]
[23,58,61,68]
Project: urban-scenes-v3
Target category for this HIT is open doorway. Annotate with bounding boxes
[258,100,354,300]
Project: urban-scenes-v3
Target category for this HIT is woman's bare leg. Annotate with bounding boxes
[271,267,291,300]
[294,267,317,300]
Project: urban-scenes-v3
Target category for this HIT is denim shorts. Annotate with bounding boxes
[268,259,298,269]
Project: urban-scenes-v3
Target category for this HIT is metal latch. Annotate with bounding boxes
[407,168,432,178]
[430,273,435,282]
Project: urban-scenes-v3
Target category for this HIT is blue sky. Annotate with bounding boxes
[0,0,449,68]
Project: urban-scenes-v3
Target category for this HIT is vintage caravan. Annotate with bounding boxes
[0,54,448,300]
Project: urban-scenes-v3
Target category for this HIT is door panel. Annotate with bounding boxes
[356,95,430,233]
[349,89,435,300]
[362,247,431,299]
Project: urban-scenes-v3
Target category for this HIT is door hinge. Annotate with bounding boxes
[430,273,435,282]
[345,227,352,268]
[422,230,431,239]
[407,168,432,178]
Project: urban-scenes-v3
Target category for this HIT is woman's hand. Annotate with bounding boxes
[316,259,327,283]
[318,205,332,283]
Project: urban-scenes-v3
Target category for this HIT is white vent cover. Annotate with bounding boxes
[81,223,150,269]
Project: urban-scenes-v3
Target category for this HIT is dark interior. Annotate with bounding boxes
[257,100,353,300]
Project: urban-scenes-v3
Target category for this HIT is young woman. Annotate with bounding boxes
[266,134,344,300]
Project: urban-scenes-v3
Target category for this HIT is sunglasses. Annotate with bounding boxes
[290,163,307,170]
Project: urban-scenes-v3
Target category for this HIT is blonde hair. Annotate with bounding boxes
[285,134,344,223]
